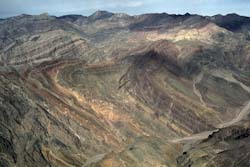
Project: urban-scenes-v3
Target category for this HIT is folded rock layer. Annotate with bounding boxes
[0,11,250,167]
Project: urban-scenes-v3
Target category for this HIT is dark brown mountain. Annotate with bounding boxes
[209,13,250,32]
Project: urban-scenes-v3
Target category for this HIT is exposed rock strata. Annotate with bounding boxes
[0,12,250,167]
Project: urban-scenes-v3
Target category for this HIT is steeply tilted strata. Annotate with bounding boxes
[0,11,250,167]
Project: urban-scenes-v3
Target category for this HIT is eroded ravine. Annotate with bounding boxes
[193,72,206,107]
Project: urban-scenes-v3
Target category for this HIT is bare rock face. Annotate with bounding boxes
[1,30,90,66]
[177,122,250,167]
[0,11,250,167]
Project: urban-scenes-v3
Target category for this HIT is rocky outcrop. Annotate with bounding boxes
[1,30,90,66]
[177,123,250,167]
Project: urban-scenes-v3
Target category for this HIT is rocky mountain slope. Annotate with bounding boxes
[0,11,250,167]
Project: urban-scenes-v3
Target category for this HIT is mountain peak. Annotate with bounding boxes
[88,10,114,21]
[226,13,240,17]
[184,12,191,16]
